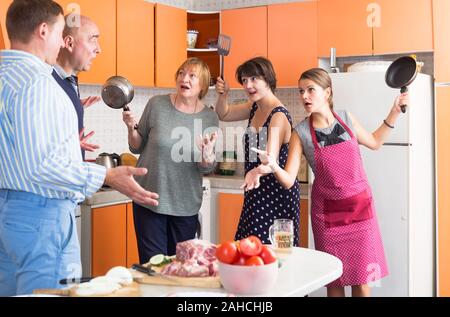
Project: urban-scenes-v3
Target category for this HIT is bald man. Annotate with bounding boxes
[52,15,101,159]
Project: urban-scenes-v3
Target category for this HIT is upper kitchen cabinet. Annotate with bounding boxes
[318,0,372,57]
[433,0,450,83]
[155,3,187,88]
[187,11,220,84]
[373,0,433,55]
[0,17,4,50]
[221,6,268,88]
[0,0,12,49]
[56,0,116,84]
[268,1,318,87]
[117,0,154,87]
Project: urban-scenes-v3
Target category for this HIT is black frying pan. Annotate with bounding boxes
[385,56,418,113]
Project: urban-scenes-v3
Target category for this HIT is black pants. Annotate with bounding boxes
[132,203,199,264]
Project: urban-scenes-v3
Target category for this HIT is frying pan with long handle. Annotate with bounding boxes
[385,56,419,114]
[102,76,138,129]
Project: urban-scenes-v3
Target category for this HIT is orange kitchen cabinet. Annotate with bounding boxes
[218,193,244,243]
[436,86,450,297]
[268,1,318,87]
[299,199,309,248]
[221,6,268,88]
[155,3,187,88]
[0,0,13,49]
[117,0,154,87]
[318,0,372,57]
[373,0,433,54]
[126,202,139,266]
[433,0,450,83]
[91,204,127,277]
[56,0,116,84]
[0,17,4,50]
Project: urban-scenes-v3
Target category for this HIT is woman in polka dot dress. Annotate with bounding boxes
[255,68,409,297]
[215,57,300,246]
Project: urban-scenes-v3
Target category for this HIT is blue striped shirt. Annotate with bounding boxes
[0,50,106,203]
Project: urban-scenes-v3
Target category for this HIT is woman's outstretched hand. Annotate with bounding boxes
[240,168,262,191]
[196,132,218,163]
[250,147,280,173]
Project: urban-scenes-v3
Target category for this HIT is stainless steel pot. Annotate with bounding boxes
[95,152,121,169]
[102,76,134,109]
[101,76,138,128]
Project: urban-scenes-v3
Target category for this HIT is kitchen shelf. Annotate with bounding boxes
[187,10,220,83]
[187,10,220,15]
[187,48,218,52]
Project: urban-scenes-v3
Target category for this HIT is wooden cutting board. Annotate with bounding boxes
[33,281,141,297]
[131,268,222,289]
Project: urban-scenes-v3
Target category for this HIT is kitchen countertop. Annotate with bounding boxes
[82,187,131,207]
[206,174,309,198]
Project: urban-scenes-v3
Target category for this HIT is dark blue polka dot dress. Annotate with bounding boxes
[234,103,300,246]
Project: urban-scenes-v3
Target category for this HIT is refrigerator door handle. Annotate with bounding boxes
[382,143,412,146]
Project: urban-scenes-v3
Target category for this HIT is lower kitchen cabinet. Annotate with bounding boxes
[218,193,244,243]
[299,198,309,248]
[91,202,138,276]
[126,203,139,267]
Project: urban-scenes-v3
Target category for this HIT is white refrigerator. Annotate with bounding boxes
[308,72,435,297]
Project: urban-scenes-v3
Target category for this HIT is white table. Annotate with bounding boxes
[138,247,343,297]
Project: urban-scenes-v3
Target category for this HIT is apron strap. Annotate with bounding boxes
[309,111,355,148]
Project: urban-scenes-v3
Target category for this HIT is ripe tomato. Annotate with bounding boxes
[259,245,277,264]
[245,255,264,266]
[232,250,249,266]
[215,241,238,264]
[239,235,263,257]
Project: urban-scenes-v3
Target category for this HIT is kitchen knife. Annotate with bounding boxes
[131,263,174,279]
[59,277,93,285]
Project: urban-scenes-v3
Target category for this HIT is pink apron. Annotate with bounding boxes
[310,112,388,287]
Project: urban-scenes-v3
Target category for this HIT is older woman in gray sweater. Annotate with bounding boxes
[122,58,218,263]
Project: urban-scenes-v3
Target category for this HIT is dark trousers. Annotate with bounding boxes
[132,203,199,264]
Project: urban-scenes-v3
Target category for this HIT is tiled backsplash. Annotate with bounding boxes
[80,85,308,164]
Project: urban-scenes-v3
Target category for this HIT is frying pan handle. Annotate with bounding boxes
[400,86,408,113]
[122,105,138,129]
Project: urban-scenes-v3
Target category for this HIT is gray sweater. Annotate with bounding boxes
[130,94,219,216]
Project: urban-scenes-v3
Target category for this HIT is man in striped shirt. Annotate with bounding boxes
[0,0,158,296]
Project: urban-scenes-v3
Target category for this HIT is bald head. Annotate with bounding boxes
[63,15,95,37]
[57,14,101,73]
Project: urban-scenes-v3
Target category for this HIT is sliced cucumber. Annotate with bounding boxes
[149,254,165,266]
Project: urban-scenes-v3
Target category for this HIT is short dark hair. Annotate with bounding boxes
[236,56,277,93]
[6,0,64,44]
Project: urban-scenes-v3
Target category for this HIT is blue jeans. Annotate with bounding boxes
[0,190,80,296]
[133,203,199,264]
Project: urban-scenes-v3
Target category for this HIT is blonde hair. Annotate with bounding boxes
[175,57,211,99]
[299,68,334,110]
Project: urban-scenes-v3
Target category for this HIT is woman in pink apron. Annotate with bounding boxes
[251,68,408,296]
